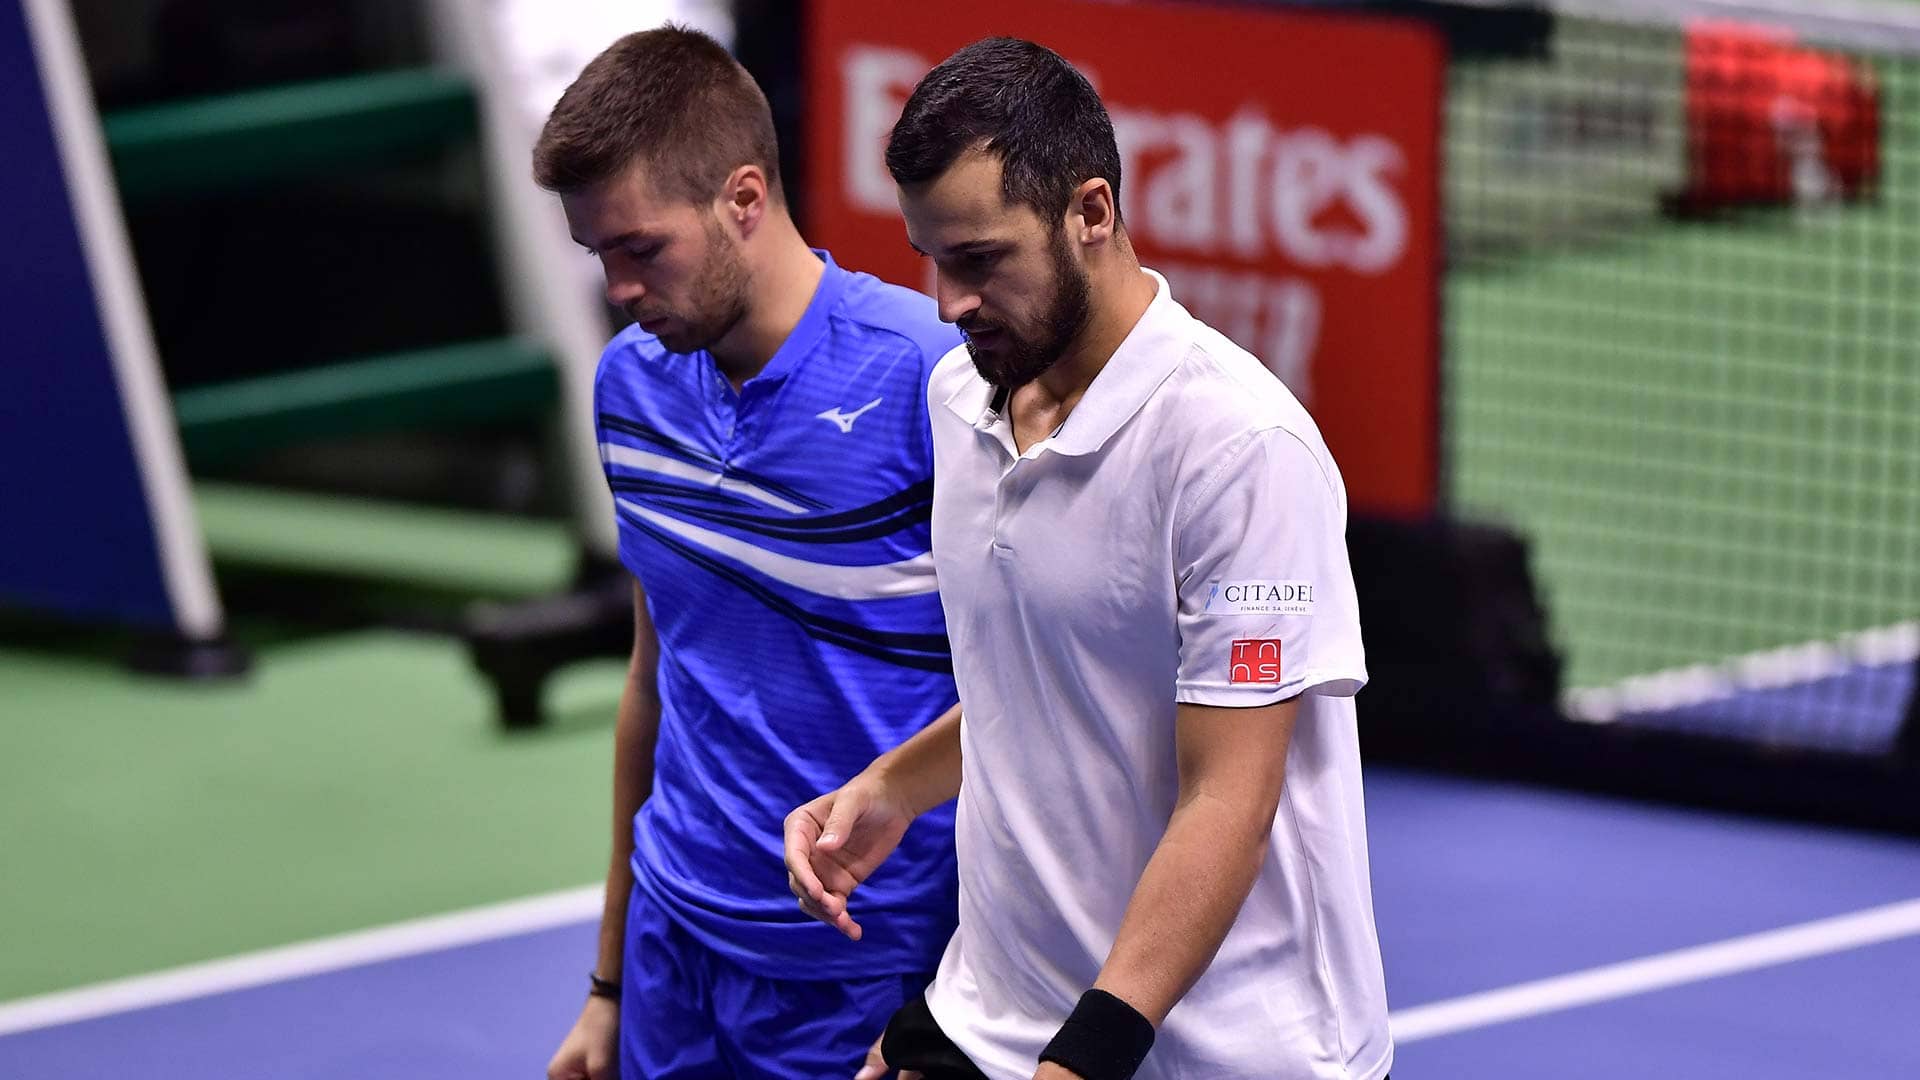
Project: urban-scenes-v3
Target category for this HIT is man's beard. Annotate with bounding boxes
[959,226,1092,390]
[634,215,749,355]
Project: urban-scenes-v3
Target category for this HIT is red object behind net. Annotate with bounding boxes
[1681,21,1881,210]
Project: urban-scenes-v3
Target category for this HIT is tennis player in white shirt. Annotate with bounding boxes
[787,36,1393,1080]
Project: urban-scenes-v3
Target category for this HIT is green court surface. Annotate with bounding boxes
[0,486,629,1002]
[195,481,580,598]
[1447,218,1920,689]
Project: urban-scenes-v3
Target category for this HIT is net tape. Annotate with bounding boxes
[1445,0,1920,54]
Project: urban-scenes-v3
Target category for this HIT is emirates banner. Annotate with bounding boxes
[805,0,1444,518]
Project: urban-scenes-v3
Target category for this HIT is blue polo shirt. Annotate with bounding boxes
[594,250,962,979]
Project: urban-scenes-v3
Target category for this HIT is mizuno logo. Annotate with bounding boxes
[817,397,883,433]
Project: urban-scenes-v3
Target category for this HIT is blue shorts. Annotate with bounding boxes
[620,883,935,1079]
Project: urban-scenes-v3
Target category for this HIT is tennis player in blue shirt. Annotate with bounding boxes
[534,26,961,1080]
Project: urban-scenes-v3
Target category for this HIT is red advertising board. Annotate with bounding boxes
[805,0,1443,519]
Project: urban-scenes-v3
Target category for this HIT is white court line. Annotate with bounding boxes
[4,887,1917,1044]
[1392,897,1920,1043]
[0,885,601,1037]
[1563,620,1919,724]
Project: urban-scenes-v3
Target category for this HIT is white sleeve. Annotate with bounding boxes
[1173,427,1368,706]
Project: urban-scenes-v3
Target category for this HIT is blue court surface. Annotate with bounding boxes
[4,765,1916,1079]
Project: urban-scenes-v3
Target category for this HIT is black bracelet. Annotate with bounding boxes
[1038,989,1155,1080]
[587,973,622,1002]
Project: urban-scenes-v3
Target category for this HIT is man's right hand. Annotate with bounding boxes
[784,769,918,940]
[545,995,620,1080]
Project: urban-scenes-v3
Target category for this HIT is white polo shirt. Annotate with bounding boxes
[921,270,1392,1080]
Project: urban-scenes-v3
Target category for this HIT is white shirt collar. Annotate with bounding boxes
[941,268,1188,457]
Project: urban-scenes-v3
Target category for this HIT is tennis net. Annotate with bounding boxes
[1441,0,1920,753]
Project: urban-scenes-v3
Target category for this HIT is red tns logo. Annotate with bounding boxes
[1230,639,1284,684]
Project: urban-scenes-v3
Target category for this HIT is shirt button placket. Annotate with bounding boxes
[712,370,739,454]
[992,459,1022,556]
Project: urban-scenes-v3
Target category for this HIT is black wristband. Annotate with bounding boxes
[1037,989,1155,1080]
[587,973,622,1002]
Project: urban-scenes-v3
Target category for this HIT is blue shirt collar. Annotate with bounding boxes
[740,248,846,388]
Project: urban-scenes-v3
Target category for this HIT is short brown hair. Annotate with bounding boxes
[532,25,781,202]
[889,38,1122,227]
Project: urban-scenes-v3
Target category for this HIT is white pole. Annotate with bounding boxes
[20,0,224,639]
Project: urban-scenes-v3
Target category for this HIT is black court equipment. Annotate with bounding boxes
[1347,515,1564,739]
[462,561,634,730]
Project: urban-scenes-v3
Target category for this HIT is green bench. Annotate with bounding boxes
[102,69,559,464]
[171,337,557,467]
[104,68,478,201]
[101,67,613,720]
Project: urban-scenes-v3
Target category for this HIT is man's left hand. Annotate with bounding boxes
[1032,1064,1082,1080]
